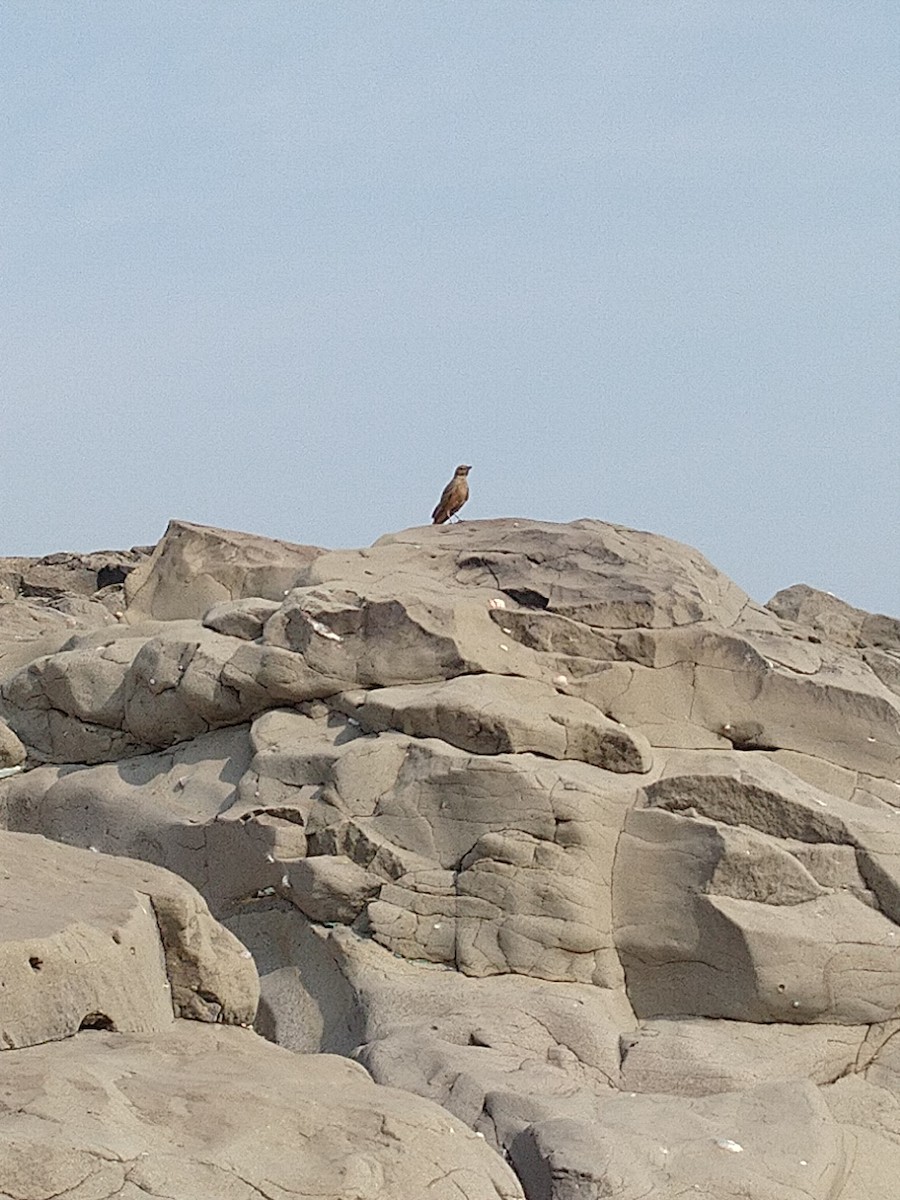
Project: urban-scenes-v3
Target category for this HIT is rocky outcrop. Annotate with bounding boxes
[1,516,899,1199]
[0,830,258,1047]
[0,830,522,1199]
[354,673,652,771]
[0,1023,522,1200]
[0,623,349,763]
[614,752,900,1024]
[0,545,149,603]
[124,519,322,619]
[767,582,900,651]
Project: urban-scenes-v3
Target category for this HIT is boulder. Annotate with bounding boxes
[0,1022,524,1200]
[507,1080,847,1200]
[0,546,148,602]
[125,519,322,620]
[0,623,350,763]
[0,596,120,683]
[767,582,900,651]
[619,1016,867,1096]
[0,718,25,768]
[263,582,545,684]
[307,518,751,630]
[354,673,652,772]
[202,595,282,639]
[571,621,900,774]
[0,727,275,910]
[0,831,257,1049]
[614,754,900,1023]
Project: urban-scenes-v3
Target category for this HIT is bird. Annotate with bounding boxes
[431,464,471,524]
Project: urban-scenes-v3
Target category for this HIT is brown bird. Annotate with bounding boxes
[431,464,471,524]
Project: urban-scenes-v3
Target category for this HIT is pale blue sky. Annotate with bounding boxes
[1,3,897,615]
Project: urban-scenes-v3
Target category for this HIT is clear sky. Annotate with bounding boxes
[1,2,897,615]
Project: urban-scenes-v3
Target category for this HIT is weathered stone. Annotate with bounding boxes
[0,546,148,603]
[1,517,899,1200]
[286,854,380,923]
[619,1017,864,1096]
[0,727,283,911]
[125,519,322,620]
[768,582,900,652]
[0,719,25,768]
[355,673,652,772]
[507,1080,845,1200]
[0,1022,523,1200]
[614,755,900,1023]
[0,624,350,763]
[202,595,282,639]
[0,831,257,1049]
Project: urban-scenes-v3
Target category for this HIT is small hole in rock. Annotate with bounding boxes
[28,957,42,971]
[79,1012,116,1032]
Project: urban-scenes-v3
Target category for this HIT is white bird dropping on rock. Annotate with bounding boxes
[715,1139,743,1153]
[553,674,568,686]
[305,614,343,642]
[488,597,506,609]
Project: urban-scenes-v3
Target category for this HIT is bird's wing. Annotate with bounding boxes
[431,480,454,522]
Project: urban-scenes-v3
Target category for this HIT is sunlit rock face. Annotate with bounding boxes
[1,517,899,1199]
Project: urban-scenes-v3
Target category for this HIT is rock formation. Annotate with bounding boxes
[1,515,899,1198]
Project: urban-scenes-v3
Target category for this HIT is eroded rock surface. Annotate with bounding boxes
[0,1023,523,1200]
[0,830,258,1047]
[1,517,899,1199]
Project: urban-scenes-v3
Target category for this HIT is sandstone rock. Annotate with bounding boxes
[0,1022,524,1200]
[864,646,900,696]
[0,595,120,684]
[354,673,652,772]
[821,1027,900,1195]
[231,916,877,1200]
[286,853,380,922]
[1,517,899,1200]
[619,1016,865,1096]
[768,582,900,651]
[507,1080,846,1200]
[0,623,350,763]
[263,582,542,684]
[0,719,25,768]
[614,754,900,1023]
[246,708,637,985]
[309,518,750,630]
[224,912,632,1128]
[225,903,368,1055]
[578,621,900,774]
[125,519,322,620]
[0,831,257,1048]
[202,595,282,639]
[0,727,276,909]
[0,546,148,602]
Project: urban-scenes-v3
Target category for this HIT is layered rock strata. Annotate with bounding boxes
[1,516,898,1199]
